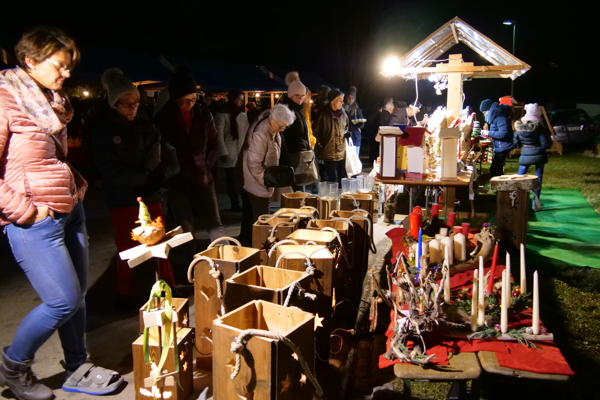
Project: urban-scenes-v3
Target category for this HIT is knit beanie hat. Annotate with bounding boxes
[347,86,357,96]
[480,99,494,112]
[521,103,542,123]
[101,68,140,107]
[168,66,197,99]
[286,71,306,98]
[327,88,344,102]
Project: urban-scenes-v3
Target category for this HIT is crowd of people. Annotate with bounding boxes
[0,25,553,400]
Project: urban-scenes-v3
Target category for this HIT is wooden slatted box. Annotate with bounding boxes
[280,192,318,209]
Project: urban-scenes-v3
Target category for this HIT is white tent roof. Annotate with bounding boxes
[382,17,530,80]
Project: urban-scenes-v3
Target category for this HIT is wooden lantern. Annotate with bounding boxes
[281,192,319,209]
[213,300,316,400]
[338,193,374,219]
[224,265,312,312]
[273,208,318,229]
[138,297,190,336]
[252,214,298,251]
[377,126,403,179]
[133,328,194,400]
[316,197,338,221]
[439,127,461,181]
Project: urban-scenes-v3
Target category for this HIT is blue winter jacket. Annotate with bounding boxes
[485,102,514,153]
[513,121,549,166]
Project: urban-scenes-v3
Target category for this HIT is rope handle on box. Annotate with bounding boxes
[275,208,316,221]
[349,214,377,253]
[275,251,316,276]
[257,212,300,225]
[300,205,319,219]
[267,239,300,260]
[229,328,323,397]
[341,193,361,208]
[283,282,316,307]
[187,255,225,315]
[320,227,350,268]
[330,217,355,265]
[207,236,241,249]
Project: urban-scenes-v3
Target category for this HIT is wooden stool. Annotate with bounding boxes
[393,352,482,399]
[477,351,572,381]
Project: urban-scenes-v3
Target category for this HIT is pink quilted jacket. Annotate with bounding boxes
[0,87,82,225]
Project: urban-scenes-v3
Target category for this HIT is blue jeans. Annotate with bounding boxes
[3,201,88,370]
[517,163,544,198]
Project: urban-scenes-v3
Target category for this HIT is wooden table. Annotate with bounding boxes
[377,168,475,215]
[393,352,482,399]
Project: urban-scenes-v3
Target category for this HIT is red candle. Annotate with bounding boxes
[409,212,422,239]
[487,242,499,294]
[431,203,441,218]
[447,212,456,228]
[461,222,470,236]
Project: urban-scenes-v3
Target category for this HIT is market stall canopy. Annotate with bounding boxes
[381,17,531,81]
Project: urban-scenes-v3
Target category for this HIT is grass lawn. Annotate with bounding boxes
[370,146,600,400]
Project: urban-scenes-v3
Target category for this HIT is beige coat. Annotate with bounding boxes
[242,117,281,198]
[215,111,249,168]
[0,87,81,225]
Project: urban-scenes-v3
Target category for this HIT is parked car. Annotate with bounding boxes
[548,109,596,144]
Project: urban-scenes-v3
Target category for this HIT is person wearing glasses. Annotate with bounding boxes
[92,68,179,309]
[238,104,296,246]
[154,67,226,282]
[0,26,123,400]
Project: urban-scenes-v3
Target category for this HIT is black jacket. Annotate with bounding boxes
[92,109,179,209]
[280,97,311,155]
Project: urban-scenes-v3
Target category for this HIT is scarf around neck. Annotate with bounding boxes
[0,66,73,135]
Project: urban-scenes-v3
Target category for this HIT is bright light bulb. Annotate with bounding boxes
[82,90,89,97]
[382,56,401,75]
[275,94,279,98]
[309,100,313,103]
[255,93,260,97]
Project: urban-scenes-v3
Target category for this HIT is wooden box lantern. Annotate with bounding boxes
[252,214,298,251]
[403,127,428,179]
[306,219,349,239]
[273,208,318,229]
[439,127,461,181]
[133,327,194,400]
[192,238,262,370]
[316,197,338,221]
[213,300,317,400]
[378,126,403,179]
[224,265,312,312]
[339,193,375,219]
[138,297,190,336]
[281,192,319,209]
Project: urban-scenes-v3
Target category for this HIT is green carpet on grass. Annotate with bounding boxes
[527,187,600,269]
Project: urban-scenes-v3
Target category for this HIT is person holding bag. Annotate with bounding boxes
[279,72,317,190]
[238,104,296,246]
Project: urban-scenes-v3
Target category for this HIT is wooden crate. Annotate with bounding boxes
[213,300,315,400]
[281,192,318,209]
[224,265,312,312]
[132,327,194,400]
[339,193,375,218]
[193,245,262,370]
[138,297,190,336]
[252,216,297,250]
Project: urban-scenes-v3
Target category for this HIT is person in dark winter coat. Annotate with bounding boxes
[480,99,513,177]
[154,67,226,281]
[342,86,365,154]
[513,103,549,211]
[93,68,179,302]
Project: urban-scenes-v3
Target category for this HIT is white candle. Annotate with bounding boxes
[501,269,508,333]
[506,253,512,308]
[434,233,445,242]
[429,239,441,263]
[520,243,527,294]
[477,256,485,326]
[441,236,454,265]
[443,255,451,302]
[439,227,449,237]
[453,232,467,261]
[422,240,429,257]
[471,269,479,331]
[532,270,540,335]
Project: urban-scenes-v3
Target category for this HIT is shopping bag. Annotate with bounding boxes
[345,138,362,176]
[290,150,319,186]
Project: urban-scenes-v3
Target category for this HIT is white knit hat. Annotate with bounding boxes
[285,71,306,98]
[101,68,140,107]
[521,103,542,123]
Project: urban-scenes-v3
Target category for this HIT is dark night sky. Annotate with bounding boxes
[2,0,598,109]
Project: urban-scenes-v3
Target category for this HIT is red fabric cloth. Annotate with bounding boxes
[109,203,175,295]
[179,109,192,130]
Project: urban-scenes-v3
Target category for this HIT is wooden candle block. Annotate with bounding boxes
[133,327,194,400]
[281,192,318,209]
[339,193,375,218]
[138,297,190,335]
[213,300,315,400]
[193,245,261,370]
[224,265,312,312]
[252,216,297,250]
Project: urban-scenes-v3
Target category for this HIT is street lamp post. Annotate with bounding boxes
[503,19,517,97]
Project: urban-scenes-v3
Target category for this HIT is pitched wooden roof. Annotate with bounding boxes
[382,17,530,80]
